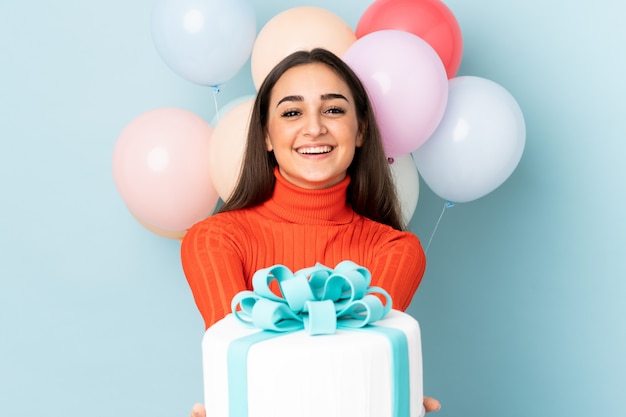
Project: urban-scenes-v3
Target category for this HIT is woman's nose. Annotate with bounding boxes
[302,113,327,137]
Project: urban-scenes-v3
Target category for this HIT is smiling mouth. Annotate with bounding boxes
[296,146,334,155]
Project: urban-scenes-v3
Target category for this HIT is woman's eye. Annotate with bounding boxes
[325,106,346,115]
[281,110,300,118]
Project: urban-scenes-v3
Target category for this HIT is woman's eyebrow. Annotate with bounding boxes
[276,95,303,106]
[321,93,349,102]
[276,93,349,107]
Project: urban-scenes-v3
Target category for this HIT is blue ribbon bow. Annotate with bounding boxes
[231,261,392,335]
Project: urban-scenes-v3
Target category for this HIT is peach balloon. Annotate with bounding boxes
[209,99,255,200]
[251,6,356,89]
[112,108,219,232]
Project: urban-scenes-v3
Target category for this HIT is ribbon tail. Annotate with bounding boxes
[227,331,285,417]
[353,326,411,417]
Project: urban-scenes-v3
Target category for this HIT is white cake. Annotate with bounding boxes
[202,309,425,417]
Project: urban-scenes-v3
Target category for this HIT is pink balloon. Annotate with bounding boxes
[112,108,219,233]
[343,30,448,158]
[131,212,187,241]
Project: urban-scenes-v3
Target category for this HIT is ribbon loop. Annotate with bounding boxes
[232,262,393,335]
[303,300,337,335]
[251,298,302,332]
[280,275,315,313]
[251,264,294,301]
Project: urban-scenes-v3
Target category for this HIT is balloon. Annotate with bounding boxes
[210,94,256,127]
[389,154,420,225]
[356,0,463,78]
[343,30,448,158]
[251,7,356,89]
[412,76,526,203]
[209,99,255,200]
[151,0,256,86]
[112,108,219,232]
[131,212,186,240]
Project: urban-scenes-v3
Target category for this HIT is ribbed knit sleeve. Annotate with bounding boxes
[181,216,248,330]
[367,231,426,311]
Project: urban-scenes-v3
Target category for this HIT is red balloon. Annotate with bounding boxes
[356,0,463,78]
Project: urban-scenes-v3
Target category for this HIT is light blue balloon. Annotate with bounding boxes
[413,76,526,203]
[151,0,256,86]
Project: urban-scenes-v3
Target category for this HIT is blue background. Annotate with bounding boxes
[1,1,624,416]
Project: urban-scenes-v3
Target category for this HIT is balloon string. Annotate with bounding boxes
[211,85,221,123]
[425,201,454,254]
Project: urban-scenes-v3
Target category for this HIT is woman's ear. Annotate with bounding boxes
[265,135,273,152]
[356,123,366,147]
[356,132,364,148]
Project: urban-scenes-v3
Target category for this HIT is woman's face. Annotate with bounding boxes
[265,62,362,189]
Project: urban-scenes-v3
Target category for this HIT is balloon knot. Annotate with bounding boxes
[387,157,395,164]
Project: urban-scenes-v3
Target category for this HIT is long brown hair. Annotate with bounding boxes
[219,48,406,231]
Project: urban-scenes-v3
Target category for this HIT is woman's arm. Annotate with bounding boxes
[181,219,248,329]
[368,230,426,311]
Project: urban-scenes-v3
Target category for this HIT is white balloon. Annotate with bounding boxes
[413,76,526,203]
[389,154,420,225]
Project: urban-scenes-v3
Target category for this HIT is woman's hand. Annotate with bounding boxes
[424,396,441,412]
[190,403,205,417]
[189,397,440,416]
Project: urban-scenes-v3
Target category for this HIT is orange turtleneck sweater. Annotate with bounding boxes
[181,170,426,329]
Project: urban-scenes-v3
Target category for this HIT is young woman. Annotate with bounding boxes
[182,48,440,413]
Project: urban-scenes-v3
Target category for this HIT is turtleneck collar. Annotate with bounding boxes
[260,167,355,225]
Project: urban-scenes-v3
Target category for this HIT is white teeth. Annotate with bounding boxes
[297,146,333,154]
